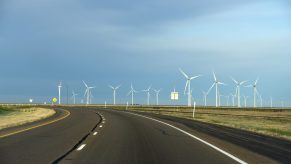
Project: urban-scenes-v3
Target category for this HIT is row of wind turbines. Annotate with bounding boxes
[179,68,261,108]
[56,68,266,108]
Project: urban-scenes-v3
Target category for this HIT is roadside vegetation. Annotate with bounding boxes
[108,105,291,140]
[0,105,55,130]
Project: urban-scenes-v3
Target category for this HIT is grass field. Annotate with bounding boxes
[108,105,291,140]
[0,105,55,130]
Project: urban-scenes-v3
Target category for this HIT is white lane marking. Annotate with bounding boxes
[77,144,86,151]
[99,125,103,128]
[126,112,247,164]
[102,121,105,123]
[93,132,98,135]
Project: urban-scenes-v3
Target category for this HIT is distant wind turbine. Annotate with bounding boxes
[208,72,226,107]
[109,85,121,105]
[153,89,161,106]
[142,85,151,105]
[243,95,249,107]
[83,81,95,105]
[71,91,78,104]
[127,84,137,106]
[58,81,62,104]
[202,90,209,106]
[179,68,201,107]
[232,78,247,107]
[230,93,236,106]
[245,78,259,108]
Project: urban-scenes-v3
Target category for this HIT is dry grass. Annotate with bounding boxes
[0,107,55,130]
[109,106,291,140]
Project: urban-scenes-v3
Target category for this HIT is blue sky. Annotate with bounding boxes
[0,0,291,106]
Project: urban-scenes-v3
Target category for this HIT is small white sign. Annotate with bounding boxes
[171,92,179,100]
[29,99,33,103]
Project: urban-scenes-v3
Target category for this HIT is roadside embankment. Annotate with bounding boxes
[0,106,56,130]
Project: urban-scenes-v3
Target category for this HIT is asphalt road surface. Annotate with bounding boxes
[0,106,290,164]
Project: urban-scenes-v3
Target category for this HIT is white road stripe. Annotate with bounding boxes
[77,144,86,151]
[93,132,98,135]
[102,121,105,123]
[99,125,103,128]
[126,112,247,164]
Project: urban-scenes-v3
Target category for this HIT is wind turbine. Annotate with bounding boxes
[142,85,151,105]
[226,95,230,106]
[127,84,137,106]
[243,95,249,107]
[201,90,209,106]
[232,78,247,107]
[109,85,121,105]
[153,89,161,105]
[219,94,224,106]
[71,91,78,104]
[230,93,236,106]
[83,81,95,105]
[208,72,226,107]
[245,78,259,108]
[58,81,62,104]
[270,97,273,108]
[179,68,201,107]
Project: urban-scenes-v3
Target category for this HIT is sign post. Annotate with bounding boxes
[193,101,196,118]
[52,98,57,105]
[171,88,179,111]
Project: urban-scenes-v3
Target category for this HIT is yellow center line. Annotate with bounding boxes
[0,109,71,138]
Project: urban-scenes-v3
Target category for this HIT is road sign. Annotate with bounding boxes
[29,99,33,103]
[171,92,179,100]
[53,98,57,103]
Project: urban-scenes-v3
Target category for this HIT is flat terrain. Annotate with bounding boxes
[110,106,291,140]
[1,106,290,164]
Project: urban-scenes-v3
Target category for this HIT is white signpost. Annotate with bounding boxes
[171,89,179,111]
[193,101,196,118]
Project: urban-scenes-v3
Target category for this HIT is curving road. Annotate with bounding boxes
[0,106,290,164]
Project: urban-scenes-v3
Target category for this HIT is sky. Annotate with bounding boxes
[0,0,291,106]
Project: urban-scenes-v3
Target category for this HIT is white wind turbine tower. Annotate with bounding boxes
[72,91,78,104]
[232,78,247,107]
[83,81,95,105]
[109,85,121,105]
[243,95,249,107]
[58,81,62,104]
[245,78,259,108]
[142,85,152,105]
[127,84,137,106]
[202,90,209,106]
[230,93,236,106]
[226,95,230,106]
[153,89,161,106]
[208,72,226,107]
[179,68,201,107]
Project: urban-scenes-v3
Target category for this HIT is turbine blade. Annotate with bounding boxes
[218,82,227,86]
[83,80,88,88]
[231,77,238,84]
[190,75,202,80]
[213,72,217,81]
[109,85,114,89]
[179,68,189,79]
[255,78,259,85]
[207,83,215,94]
[184,80,189,94]
[241,81,248,85]
[245,85,252,88]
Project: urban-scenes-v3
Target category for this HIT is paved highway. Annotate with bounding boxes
[1,106,290,164]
